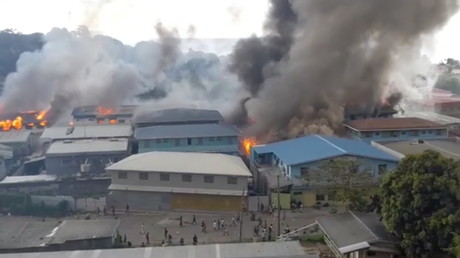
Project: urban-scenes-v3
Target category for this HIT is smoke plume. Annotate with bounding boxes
[234,0,459,140]
[0,25,238,120]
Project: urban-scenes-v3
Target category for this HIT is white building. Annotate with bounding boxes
[106,151,252,211]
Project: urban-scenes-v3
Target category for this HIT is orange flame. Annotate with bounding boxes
[243,137,257,156]
[0,109,49,131]
[109,119,117,125]
[97,106,114,115]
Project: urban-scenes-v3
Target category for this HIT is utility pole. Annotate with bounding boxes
[277,174,281,237]
[239,188,244,242]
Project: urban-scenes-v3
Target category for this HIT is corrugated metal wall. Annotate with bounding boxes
[171,193,243,211]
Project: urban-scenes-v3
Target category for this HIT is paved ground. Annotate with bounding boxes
[0,208,333,248]
[112,208,330,247]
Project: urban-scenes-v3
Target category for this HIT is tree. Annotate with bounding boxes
[453,235,460,257]
[380,150,460,257]
[435,74,460,95]
[306,158,376,211]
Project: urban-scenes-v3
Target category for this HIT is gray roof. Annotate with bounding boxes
[379,138,460,160]
[134,123,240,140]
[107,151,252,177]
[0,175,57,184]
[0,241,308,258]
[0,219,119,249]
[47,220,120,244]
[398,111,460,125]
[0,130,32,144]
[40,125,132,141]
[316,211,398,254]
[46,139,129,156]
[134,108,224,125]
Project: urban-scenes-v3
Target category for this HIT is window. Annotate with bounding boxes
[227,176,237,185]
[316,194,325,201]
[187,138,192,145]
[162,139,168,143]
[139,172,148,180]
[119,119,125,123]
[300,167,310,179]
[143,140,150,148]
[155,139,161,144]
[375,132,380,136]
[160,173,170,181]
[216,137,222,141]
[391,131,398,137]
[367,251,376,256]
[421,130,426,134]
[410,131,419,136]
[182,174,192,182]
[378,164,387,175]
[228,137,234,144]
[428,130,433,134]
[401,131,406,135]
[209,137,215,142]
[118,171,127,179]
[175,139,181,146]
[197,138,203,145]
[61,159,73,166]
[436,129,443,136]
[204,175,214,183]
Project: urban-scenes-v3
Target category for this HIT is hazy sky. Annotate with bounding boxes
[0,0,459,62]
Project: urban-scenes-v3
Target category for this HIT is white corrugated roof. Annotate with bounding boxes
[40,125,132,141]
[1,175,57,184]
[46,139,129,155]
[0,130,32,143]
[107,151,252,177]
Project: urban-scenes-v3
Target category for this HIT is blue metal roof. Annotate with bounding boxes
[134,124,240,140]
[253,135,399,166]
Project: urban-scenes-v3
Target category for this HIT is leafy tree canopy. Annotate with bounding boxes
[380,150,460,257]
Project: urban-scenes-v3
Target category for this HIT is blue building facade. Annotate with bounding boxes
[251,134,400,180]
[344,117,449,142]
[135,124,240,155]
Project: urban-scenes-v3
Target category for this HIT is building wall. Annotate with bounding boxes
[110,170,249,193]
[107,190,171,211]
[171,193,243,211]
[46,153,128,176]
[138,136,239,155]
[289,156,398,180]
[346,127,448,142]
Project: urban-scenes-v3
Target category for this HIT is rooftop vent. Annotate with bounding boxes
[63,140,73,144]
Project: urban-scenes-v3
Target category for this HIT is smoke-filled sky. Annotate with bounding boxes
[0,0,459,61]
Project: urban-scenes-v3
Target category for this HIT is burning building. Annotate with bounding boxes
[0,110,49,132]
[71,105,138,126]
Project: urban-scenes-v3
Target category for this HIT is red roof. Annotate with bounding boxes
[345,117,445,131]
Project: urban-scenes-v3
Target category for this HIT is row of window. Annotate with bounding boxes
[117,171,238,184]
[299,164,388,178]
[61,157,120,166]
[143,137,236,148]
[361,129,444,138]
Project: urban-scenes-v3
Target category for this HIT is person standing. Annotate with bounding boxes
[213,220,217,231]
[140,223,145,235]
[180,237,184,245]
[164,227,168,238]
[125,204,130,215]
[192,234,198,245]
[145,232,150,244]
[111,206,115,216]
[179,216,183,227]
[192,215,197,225]
[123,234,127,243]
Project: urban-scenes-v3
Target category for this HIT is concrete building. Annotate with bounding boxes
[317,211,400,258]
[0,130,35,156]
[398,110,460,133]
[45,139,130,176]
[0,219,120,253]
[135,123,240,155]
[372,137,460,161]
[71,105,137,125]
[344,117,448,142]
[0,241,309,258]
[134,108,224,128]
[250,135,399,206]
[0,144,13,179]
[343,103,398,121]
[107,151,252,211]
